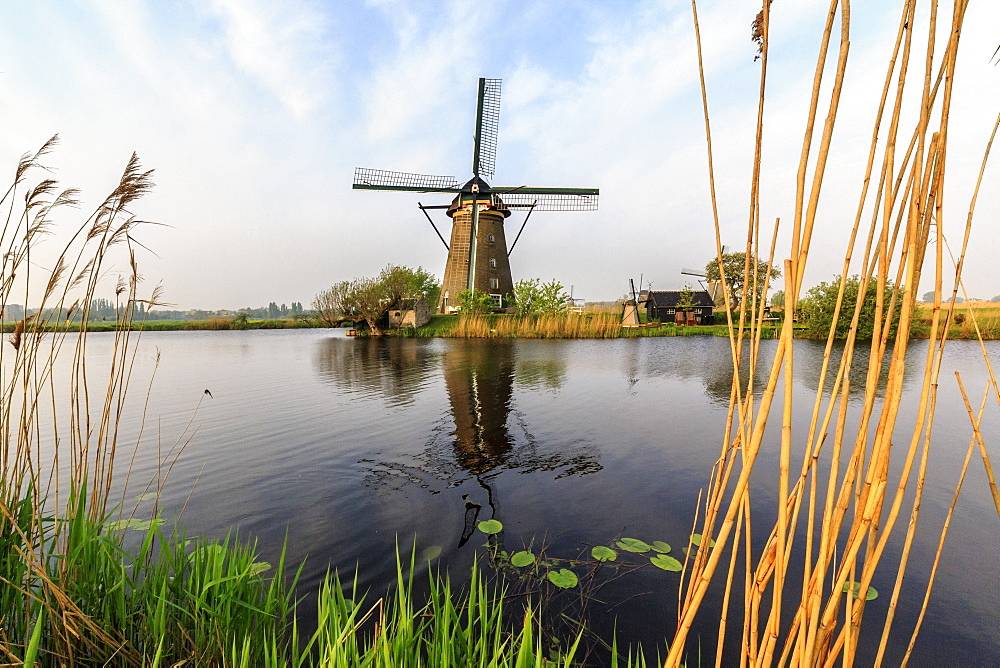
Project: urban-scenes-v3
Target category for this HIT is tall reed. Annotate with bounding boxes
[0,139,312,665]
[449,312,622,338]
[662,1,994,666]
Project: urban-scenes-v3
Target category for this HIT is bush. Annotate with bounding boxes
[797,274,903,340]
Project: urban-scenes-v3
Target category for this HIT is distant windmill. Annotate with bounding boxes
[682,246,727,302]
[622,278,648,327]
[353,78,600,313]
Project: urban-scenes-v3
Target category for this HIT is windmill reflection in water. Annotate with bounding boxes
[314,337,602,547]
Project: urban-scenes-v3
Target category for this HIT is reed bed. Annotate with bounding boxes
[662,1,998,666]
[447,312,623,339]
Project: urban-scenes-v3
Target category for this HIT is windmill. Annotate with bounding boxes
[353,78,600,313]
[681,246,727,303]
[622,278,649,327]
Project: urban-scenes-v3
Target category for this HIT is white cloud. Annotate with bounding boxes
[207,0,337,119]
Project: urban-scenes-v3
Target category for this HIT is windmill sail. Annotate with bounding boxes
[472,79,502,183]
[493,187,599,211]
[353,168,460,192]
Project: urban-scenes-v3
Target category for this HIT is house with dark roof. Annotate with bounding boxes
[645,290,716,325]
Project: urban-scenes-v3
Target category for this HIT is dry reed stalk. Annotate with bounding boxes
[898,380,989,667]
[661,0,987,665]
[670,0,851,660]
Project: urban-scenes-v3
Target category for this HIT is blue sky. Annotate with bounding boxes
[1,0,997,310]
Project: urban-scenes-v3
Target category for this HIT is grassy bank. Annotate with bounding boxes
[914,302,1000,340]
[5,504,622,666]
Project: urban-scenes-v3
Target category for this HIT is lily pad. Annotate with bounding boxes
[651,540,671,554]
[477,519,503,535]
[616,537,652,553]
[591,546,618,562]
[247,561,270,576]
[547,568,579,589]
[691,534,716,548]
[650,554,683,572]
[106,517,166,531]
[843,582,878,601]
[510,551,535,568]
[421,545,442,562]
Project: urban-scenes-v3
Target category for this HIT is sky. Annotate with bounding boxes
[0,0,997,311]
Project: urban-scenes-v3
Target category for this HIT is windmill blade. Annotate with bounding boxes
[681,268,708,277]
[472,78,502,183]
[492,186,599,211]
[353,167,461,192]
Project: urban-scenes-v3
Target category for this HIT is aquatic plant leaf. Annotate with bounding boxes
[135,492,159,502]
[691,534,716,548]
[247,561,270,576]
[547,569,578,588]
[650,554,683,571]
[421,545,442,562]
[478,519,503,535]
[511,551,535,568]
[616,538,651,553]
[591,546,618,562]
[651,540,671,554]
[106,517,166,531]
[843,582,878,601]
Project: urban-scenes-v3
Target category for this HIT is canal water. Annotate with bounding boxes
[86,329,998,665]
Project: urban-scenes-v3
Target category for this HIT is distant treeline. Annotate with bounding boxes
[3,299,307,323]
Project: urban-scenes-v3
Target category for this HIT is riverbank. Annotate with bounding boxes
[16,304,1000,340]
[398,313,782,339]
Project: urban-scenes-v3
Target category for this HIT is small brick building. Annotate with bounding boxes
[381,297,431,329]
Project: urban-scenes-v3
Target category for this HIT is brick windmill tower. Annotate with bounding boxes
[353,78,599,313]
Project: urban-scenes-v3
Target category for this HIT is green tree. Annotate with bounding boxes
[797,275,903,340]
[512,278,570,316]
[313,265,440,333]
[675,284,697,323]
[455,289,495,315]
[770,290,785,309]
[380,265,440,309]
[313,281,354,327]
[705,252,781,311]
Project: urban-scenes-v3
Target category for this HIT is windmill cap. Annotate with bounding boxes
[462,176,491,193]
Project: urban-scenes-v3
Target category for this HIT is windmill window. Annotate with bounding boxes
[488,234,495,243]
[489,257,496,268]
[490,294,502,306]
[490,278,499,289]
